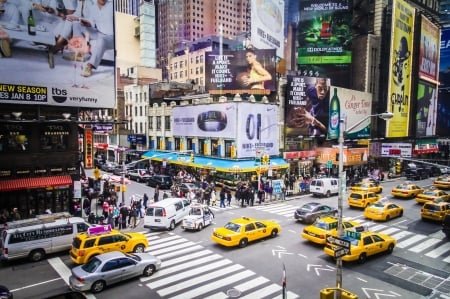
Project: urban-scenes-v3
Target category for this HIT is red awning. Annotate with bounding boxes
[0,175,73,192]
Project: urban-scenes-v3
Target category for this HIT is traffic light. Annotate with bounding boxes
[190,152,195,162]
[266,155,270,165]
[262,154,270,165]
[114,185,120,192]
[230,145,236,158]
[396,162,402,174]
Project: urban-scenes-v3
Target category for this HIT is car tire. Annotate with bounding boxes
[29,249,45,262]
[169,220,176,231]
[133,244,145,253]
[358,253,367,264]
[137,177,141,183]
[91,280,106,293]
[385,215,390,221]
[270,229,278,238]
[387,243,394,254]
[238,238,248,248]
[399,211,403,217]
[197,223,203,231]
[143,264,156,277]
[326,191,331,198]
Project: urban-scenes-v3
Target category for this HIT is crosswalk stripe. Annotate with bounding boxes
[147,240,197,255]
[369,224,387,231]
[390,230,413,241]
[425,242,450,258]
[377,227,401,235]
[273,291,301,299]
[146,235,180,245]
[153,264,247,297]
[152,244,204,259]
[397,234,427,248]
[238,283,281,299]
[443,255,450,263]
[149,258,233,289]
[234,276,270,292]
[159,249,213,267]
[167,269,255,299]
[408,238,442,253]
[153,253,223,279]
[148,237,188,250]
[202,292,229,299]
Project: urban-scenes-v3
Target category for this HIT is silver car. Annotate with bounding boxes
[69,251,161,293]
[294,202,338,224]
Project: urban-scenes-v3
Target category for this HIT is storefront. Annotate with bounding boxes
[315,147,369,177]
[283,151,316,177]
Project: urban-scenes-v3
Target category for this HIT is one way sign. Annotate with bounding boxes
[326,236,351,249]
[334,247,350,258]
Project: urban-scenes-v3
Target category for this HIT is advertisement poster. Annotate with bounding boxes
[0,0,115,108]
[437,28,450,136]
[285,76,330,139]
[332,86,373,139]
[418,16,440,82]
[416,81,437,137]
[381,143,412,158]
[386,0,415,137]
[298,0,352,65]
[250,0,284,58]
[204,49,277,96]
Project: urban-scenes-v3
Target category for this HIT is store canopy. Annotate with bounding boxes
[0,175,72,192]
[141,150,289,173]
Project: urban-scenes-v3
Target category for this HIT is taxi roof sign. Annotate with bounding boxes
[88,224,112,236]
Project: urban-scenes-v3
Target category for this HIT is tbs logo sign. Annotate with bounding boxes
[52,88,68,103]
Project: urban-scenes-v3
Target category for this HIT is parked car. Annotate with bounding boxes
[0,285,13,299]
[127,169,152,183]
[69,251,161,293]
[147,174,173,189]
[112,165,125,176]
[294,202,338,224]
[405,167,430,180]
[100,162,119,172]
[425,166,443,177]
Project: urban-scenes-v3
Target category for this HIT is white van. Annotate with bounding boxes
[310,178,339,197]
[1,212,91,262]
[144,197,191,230]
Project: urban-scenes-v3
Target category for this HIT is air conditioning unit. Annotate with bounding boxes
[134,26,140,37]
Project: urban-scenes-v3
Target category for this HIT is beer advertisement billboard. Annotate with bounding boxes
[204,49,277,96]
[415,81,437,137]
[418,16,440,82]
[250,0,284,58]
[0,1,116,108]
[298,0,352,65]
[386,0,415,137]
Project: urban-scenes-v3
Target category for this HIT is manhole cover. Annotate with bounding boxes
[226,288,241,298]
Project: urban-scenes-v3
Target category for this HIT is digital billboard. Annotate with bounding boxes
[204,49,277,96]
[437,28,450,136]
[386,0,415,137]
[415,81,437,137]
[285,76,330,139]
[298,0,352,65]
[0,1,116,108]
[418,16,440,82]
[250,0,285,58]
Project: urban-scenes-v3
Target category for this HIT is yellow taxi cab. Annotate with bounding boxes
[391,182,424,198]
[350,182,382,194]
[324,226,396,263]
[433,176,450,190]
[69,225,149,264]
[347,191,381,208]
[363,198,404,221]
[301,216,359,245]
[421,199,450,222]
[415,188,450,204]
[211,217,281,248]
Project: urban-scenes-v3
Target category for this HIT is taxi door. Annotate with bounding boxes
[244,223,258,242]
[364,235,384,256]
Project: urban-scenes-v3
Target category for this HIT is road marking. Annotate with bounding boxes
[396,234,427,248]
[389,230,413,241]
[425,242,450,258]
[408,238,441,253]
[370,224,387,231]
[10,277,62,292]
[48,257,72,285]
[377,227,400,235]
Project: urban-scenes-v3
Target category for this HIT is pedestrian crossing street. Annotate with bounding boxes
[250,204,450,263]
[141,232,299,299]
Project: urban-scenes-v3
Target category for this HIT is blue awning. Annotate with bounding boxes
[141,150,289,173]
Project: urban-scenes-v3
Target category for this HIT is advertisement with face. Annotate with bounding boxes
[236,102,279,158]
[298,0,352,65]
[0,0,115,108]
[386,0,415,137]
[415,81,437,137]
[437,28,450,136]
[285,76,330,138]
[250,0,284,58]
[418,16,439,82]
[204,49,277,96]
[172,103,237,138]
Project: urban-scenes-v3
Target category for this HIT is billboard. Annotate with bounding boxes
[250,0,285,58]
[386,0,415,137]
[298,0,352,65]
[418,16,440,82]
[437,28,450,136]
[415,81,437,137]
[205,49,277,96]
[380,143,412,158]
[285,76,330,139]
[0,1,116,108]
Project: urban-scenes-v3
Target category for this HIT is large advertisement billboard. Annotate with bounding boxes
[418,16,440,82]
[386,0,415,137]
[285,76,330,139]
[437,28,450,136]
[415,81,437,137]
[297,0,352,65]
[250,0,284,58]
[0,1,116,108]
[204,49,277,96]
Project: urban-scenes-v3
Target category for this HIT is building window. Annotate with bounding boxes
[149,116,153,130]
[139,122,143,133]
[134,106,138,116]
[156,116,162,130]
[140,106,143,116]
[165,116,171,130]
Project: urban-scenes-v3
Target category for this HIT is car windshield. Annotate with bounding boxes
[224,222,241,232]
[125,253,141,261]
[81,257,102,273]
[396,185,409,189]
[423,191,436,196]
[314,221,329,230]
[301,204,316,211]
[189,208,202,215]
[370,203,385,209]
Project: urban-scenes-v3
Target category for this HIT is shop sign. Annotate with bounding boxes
[381,143,412,157]
[284,150,316,160]
[34,168,47,175]
[0,169,11,177]
[84,128,93,168]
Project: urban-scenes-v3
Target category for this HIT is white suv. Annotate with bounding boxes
[127,169,152,183]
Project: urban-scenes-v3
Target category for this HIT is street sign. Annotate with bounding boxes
[327,160,332,168]
[326,236,351,249]
[334,247,350,259]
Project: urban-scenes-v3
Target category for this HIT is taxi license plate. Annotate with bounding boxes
[307,231,316,237]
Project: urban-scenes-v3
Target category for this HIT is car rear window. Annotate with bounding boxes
[72,237,82,249]
[424,204,440,211]
[350,193,362,199]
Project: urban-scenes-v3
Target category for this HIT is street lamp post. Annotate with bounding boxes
[335,112,393,299]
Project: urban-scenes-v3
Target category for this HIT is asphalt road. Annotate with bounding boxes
[1,175,449,299]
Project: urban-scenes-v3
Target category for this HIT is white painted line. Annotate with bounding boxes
[408,238,441,253]
[145,235,181,245]
[396,234,427,248]
[369,224,387,231]
[147,238,189,250]
[234,276,270,292]
[147,242,200,256]
[202,292,229,299]
[47,257,72,285]
[425,242,450,258]
[238,283,281,299]
[377,227,400,235]
[390,230,413,241]
[443,255,450,263]
[159,249,213,267]
[10,277,62,292]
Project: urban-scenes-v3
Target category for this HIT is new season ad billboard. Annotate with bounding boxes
[386,0,415,137]
[418,16,440,82]
[415,81,437,137]
[298,0,352,65]
[0,0,115,108]
[250,0,285,58]
[204,49,277,96]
